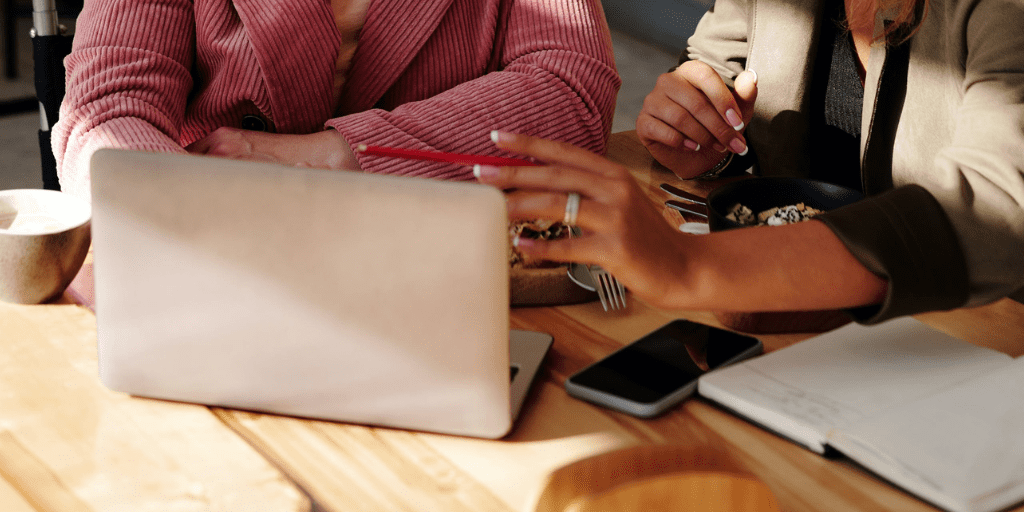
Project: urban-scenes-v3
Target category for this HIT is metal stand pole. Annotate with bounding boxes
[31,0,67,190]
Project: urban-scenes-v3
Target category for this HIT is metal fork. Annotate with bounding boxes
[568,226,627,311]
[589,265,627,311]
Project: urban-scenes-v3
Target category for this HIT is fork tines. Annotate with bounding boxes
[591,266,627,311]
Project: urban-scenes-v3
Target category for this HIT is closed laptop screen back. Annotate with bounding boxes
[90,149,513,438]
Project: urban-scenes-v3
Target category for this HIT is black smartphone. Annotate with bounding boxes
[564,319,763,418]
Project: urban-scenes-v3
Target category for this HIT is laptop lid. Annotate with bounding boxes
[90,149,530,439]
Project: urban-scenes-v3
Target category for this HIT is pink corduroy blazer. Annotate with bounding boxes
[54,0,621,200]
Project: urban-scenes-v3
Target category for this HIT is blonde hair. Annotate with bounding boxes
[846,0,929,44]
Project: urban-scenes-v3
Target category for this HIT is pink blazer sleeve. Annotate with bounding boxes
[53,0,196,200]
[328,0,621,181]
[54,0,620,198]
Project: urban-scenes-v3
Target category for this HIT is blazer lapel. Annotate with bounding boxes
[746,0,827,177]
[860,10,910,194]
[861,37,888,161]
[233,0,341,133]
[336,0,456,115]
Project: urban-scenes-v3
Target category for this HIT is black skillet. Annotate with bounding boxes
[662,177,864,231]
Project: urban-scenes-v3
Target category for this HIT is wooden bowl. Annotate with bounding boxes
[575,472,782,512]
[529,444,781,512]
[510,265,597,307]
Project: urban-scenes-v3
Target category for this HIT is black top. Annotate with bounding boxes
[807,1,865,193]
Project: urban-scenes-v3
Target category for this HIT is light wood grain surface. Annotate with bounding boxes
[0,300,310,512]
[2,131,1022,512]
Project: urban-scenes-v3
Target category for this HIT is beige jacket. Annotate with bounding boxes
[687,0,1024,321]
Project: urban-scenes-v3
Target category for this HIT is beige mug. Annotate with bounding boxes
[0,189,91,304]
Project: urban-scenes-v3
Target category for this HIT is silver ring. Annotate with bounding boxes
[563,192,581,226]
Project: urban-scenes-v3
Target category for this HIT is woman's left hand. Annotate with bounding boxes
[186,127,361,171]
[475,131,695,307]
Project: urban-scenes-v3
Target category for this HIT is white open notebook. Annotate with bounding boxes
[698,317,1024,512]
[89,149,551,439]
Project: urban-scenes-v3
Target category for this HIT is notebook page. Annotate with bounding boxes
[698,317,1010,453]
[827,356,1024,512]
[698,364,839,453]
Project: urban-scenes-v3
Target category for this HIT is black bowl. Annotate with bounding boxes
[684,177,863,334]
[706,177,864,232]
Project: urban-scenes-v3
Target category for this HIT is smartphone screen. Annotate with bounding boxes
[565,320,762,414]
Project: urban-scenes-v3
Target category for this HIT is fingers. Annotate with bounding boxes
[475,133,638,208]
[638,61,754,156]
[502,189,614,232]
[472,134,638,234]
[184,132,218,155]
[475,161,622,232]
[185,127,249,157]
[511,233,604,267]
[488,131,624,179]
[665,65,744,152]
[733,69,759,126]
[636,101,706,152]
[474,160,621,203]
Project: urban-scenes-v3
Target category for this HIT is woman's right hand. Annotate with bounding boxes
[636,63,758,178]
[186,127,361,171]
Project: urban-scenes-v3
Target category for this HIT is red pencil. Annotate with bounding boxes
[354,144,538,167]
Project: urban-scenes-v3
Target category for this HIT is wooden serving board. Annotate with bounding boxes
[510,266,597,307]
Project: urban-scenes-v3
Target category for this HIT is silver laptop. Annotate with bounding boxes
[89,149,552,439]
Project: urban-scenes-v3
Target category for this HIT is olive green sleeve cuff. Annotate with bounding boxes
[815,184,969,324]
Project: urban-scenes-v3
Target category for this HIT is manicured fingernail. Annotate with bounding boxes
[726,109,744,131]
[713,143,728,153]
[490,130,513,144]
[512,234,535,249]
[746,69,758,84]
[683,139,700,151]
[473,164,499,179]
[730,138,748,155]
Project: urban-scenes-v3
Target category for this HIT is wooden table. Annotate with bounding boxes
[2,131,1023,512]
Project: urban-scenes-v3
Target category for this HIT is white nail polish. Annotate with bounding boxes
[473,164,482,179]
[739,146,749,156]
[726,109,745,131]
[490,130,500,144]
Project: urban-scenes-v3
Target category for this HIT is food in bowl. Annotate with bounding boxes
[508,219,567,268]
[507,219,595,306]
[725,202,824,227]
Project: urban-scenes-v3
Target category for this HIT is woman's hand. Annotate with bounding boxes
[636,64,758,178]
[186,127,361,171]
[476,132,697,307]
[476,131,888,313]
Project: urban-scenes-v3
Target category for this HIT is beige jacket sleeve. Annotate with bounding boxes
[682,0,1024,322]
[683,0,750,85]
[825,0,1024,321]
[924,0,1024,307]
